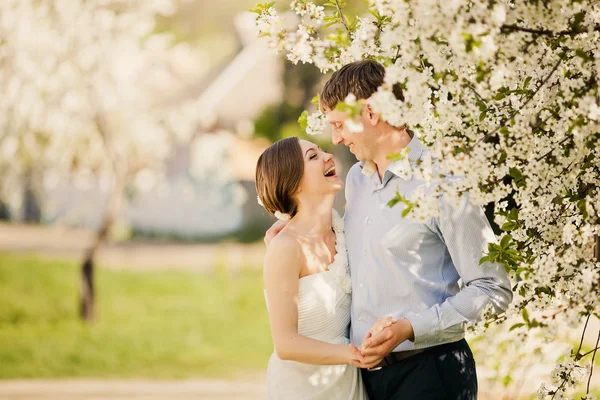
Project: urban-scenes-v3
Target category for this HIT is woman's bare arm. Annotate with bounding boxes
[264,233,357,365]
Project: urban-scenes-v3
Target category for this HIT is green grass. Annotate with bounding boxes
[0,253,272,379]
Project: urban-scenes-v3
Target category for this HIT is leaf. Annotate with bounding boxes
[386,148,409,162]
[509,167,526,188]
[387,153,402,162]
[500,234,512,249]
[479,111,487,121]
[367,9,380,19]
[501,221,517,232]
[298,110,309,131]
[249,2,275,13]
[570,11,586,33]
[577,199,588,219]
[387,193,402,208]
[505,249,519,257]
[401,204,414,217]
[522,308,530,324]
[575,48,591,60]
[523,76,532,90]
[509,323,525,331]
[508,167,522,181]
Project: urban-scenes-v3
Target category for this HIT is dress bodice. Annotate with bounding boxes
[296,271,351,342]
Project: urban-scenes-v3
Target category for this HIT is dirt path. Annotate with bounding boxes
[0,378,266,400]
[0,222,265,271]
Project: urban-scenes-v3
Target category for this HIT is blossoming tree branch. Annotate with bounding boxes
[253,0,599,398]
[0,0,210,321]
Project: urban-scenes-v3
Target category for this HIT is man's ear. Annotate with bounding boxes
[364,104,380,126]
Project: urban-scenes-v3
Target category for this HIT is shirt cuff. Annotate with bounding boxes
[405,308,441,347]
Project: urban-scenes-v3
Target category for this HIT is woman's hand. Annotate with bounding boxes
[368,316,397,335]
[264,220,288,247]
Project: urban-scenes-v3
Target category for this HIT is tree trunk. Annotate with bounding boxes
[22,171,41,223]
[80,175,124,321]
[595,234,600,261]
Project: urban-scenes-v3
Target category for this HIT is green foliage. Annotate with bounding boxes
[387,190,416,217]
[249,2,275,14]
[462,33,481,53]
[298,110,309,132]
[386,147,411,163]
[0,253,271,378]
[500,207,520,232]
[334,99,363,118]
[479,233,523,272]
[508,167,526,188]
[254,102,305,143]
[323,0,352,30]
[367,9,392,29]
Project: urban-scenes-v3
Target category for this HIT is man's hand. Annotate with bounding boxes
[360,319,415,360]
[347,317,400,369]
[348,344,385,369]
[264,220,288,246]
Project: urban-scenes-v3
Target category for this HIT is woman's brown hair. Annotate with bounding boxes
[255,137,304,219]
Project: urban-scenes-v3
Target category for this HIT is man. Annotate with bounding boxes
[265,60,513,400]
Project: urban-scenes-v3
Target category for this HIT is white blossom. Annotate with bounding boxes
[256,0,600,396]
[306,111,327,135]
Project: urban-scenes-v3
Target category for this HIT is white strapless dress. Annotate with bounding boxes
[265,211,367,400]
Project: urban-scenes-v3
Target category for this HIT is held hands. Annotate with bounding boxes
[264,220,289,246]
[348,318,415,369]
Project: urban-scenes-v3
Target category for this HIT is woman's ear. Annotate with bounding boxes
[365,104,380,126]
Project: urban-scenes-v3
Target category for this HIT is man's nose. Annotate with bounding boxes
[331,130,342,145]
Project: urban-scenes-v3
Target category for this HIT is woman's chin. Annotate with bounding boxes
[329,177,344,191]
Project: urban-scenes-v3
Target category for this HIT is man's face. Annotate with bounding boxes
[325,106,378,162]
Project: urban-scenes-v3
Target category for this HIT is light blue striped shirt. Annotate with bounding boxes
[344,137,513,351]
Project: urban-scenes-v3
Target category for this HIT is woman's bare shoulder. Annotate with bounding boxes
[264,230,304,276]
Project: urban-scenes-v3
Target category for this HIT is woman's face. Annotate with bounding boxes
[297,139,343,197]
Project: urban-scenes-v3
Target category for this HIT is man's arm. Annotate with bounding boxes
[404,192,513,347]
[362,192,513,358]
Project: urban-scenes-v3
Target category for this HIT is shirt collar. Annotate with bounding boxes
[360,136,425,178]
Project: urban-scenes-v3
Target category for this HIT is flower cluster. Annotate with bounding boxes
[306,110,327,135]
[255,0,600,397]
[330,209,352,294]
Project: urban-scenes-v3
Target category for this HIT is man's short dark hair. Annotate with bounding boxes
[320,60,404,111]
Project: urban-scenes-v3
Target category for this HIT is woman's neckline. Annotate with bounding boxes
[297,210,343,281]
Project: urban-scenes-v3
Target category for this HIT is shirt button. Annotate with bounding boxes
[359,283,364,288]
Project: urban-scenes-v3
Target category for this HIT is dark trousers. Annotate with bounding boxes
[360,339,477,400]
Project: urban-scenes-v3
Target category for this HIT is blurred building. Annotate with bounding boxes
[44,12,281,239]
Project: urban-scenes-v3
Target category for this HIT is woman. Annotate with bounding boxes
[256,137,378,399]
